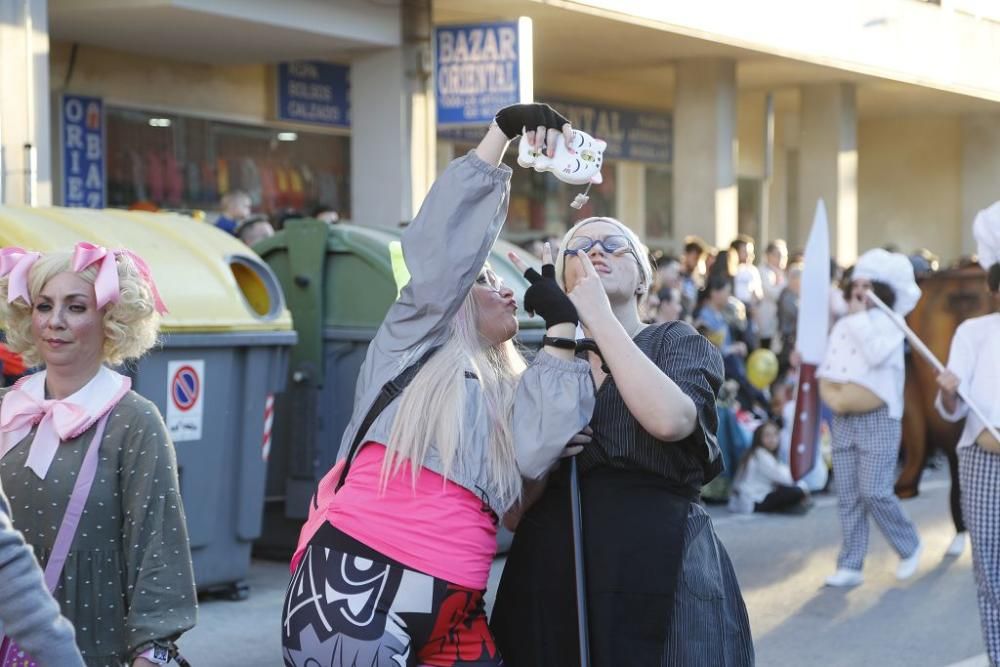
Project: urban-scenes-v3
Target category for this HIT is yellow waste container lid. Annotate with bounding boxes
[0,206,291,333]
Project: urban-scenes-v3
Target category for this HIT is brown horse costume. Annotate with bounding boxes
[897,264,990,532]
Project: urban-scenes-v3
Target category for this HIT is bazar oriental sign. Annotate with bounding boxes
[276,61,350,128]
[435,19,534,125]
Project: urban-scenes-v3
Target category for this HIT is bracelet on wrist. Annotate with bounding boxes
[542,336,576,350]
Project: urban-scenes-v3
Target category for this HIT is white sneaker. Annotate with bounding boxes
[825,568,864,587]
[945,532,967,557]
[896,542,923,580]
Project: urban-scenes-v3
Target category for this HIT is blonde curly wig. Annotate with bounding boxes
[0,251,161,367]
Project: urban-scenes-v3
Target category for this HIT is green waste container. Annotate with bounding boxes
[255,218,544,556]
[0,206,297,597]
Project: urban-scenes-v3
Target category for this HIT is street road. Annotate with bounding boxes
[181,467,989,666]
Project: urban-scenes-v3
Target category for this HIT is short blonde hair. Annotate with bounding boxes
[0,251,161,367]
[554,216,654,303]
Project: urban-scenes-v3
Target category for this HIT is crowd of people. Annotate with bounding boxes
[0,101,997,667]
[210,189,342,248]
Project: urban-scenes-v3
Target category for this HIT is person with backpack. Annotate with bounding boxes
[281,104,595,667]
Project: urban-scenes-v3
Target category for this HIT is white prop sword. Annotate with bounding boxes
[790,200,831,480]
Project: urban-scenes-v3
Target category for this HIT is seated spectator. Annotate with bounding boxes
[777,262,803,372]
[680,236,709,315]
[695,276,770,416]
[730,235,763,313]
[312,204,341,225]
[655,254,683,291]
[758,240,788,351]
[728,421,812,515]
[214,190,251,235]
[235,214,275,247]
[654,286,684,323]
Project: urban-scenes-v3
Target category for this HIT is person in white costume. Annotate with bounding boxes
[936,201,1000,663]
[817,248,923,588]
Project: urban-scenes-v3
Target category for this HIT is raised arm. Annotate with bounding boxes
[569,252,701,441]
[371,104,572,358]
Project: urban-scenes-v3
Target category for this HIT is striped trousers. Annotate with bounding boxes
[958,444,1000,664]
[831,406,920,570]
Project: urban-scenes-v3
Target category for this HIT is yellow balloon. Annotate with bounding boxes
[747,348,779,389]
[704,328,727,349]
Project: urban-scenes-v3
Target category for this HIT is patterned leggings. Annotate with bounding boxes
[831,407,920,570]
[958,444,1000,664]
[281,523,503,667]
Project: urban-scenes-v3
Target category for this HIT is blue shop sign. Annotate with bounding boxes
[438,99,672,165]
[61,94,105,208]
[436,20,533,125]
[276,61,350,127]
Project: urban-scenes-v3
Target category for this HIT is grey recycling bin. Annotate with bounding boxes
[254,218,543,557]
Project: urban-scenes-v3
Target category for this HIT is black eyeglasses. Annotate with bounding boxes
[564,234,641,266]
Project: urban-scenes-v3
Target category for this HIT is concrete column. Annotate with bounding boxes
[351,0,434,226]
[797,83,857,264]
[765,108,793,246]
[615,161,646,239]
[673,58,738,250]
[0,0,52,205]
[961,113,1000,258]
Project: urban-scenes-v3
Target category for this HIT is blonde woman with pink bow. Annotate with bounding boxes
[0,243,196,667]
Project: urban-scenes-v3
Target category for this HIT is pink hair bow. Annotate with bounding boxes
[0,247,42,305]
[71,242,168,314]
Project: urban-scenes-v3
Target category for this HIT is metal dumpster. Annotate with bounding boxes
[0,205,297,597]
[254,218,543,557]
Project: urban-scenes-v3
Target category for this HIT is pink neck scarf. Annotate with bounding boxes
[0,367,131,479]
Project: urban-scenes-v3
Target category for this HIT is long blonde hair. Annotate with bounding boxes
[381,276,527,509]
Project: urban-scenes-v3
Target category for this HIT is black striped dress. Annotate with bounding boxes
[491,321,755,666]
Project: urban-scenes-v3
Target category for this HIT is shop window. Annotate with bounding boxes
[644,166,673,246]
[106,108,350,221]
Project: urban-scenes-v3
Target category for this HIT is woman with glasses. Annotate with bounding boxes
[492,217,754,666]
[281,104,595,667]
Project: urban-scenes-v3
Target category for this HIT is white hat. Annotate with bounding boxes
[852,248,922,316]
[973,200,1000,269]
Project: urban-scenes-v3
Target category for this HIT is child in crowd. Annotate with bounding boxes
[729,420,811,515]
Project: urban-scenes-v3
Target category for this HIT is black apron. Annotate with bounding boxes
[491,462,693,667]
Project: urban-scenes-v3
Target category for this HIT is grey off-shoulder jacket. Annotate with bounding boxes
[335,150,595,517]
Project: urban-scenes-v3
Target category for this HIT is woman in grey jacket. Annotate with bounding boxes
[0,485,85,667]
[281,104,595,667]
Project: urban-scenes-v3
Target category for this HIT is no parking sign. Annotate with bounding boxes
[166,360,204,441]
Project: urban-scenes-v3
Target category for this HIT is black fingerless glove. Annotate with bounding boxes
[523,263,578,328]
[494,103,570,141]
